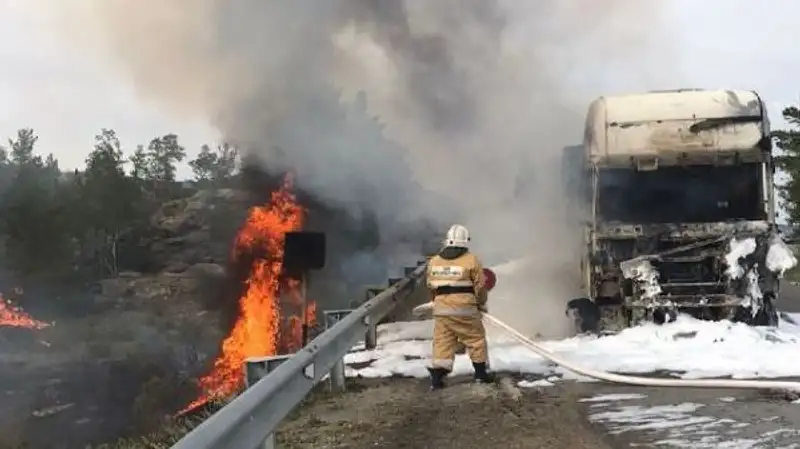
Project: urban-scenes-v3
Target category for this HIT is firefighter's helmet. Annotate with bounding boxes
[444,224,470,248]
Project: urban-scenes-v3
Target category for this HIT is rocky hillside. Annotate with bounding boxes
[0,187,252,449]
[0,176,436,448]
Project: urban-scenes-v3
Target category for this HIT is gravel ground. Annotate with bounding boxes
[277,376,629,449]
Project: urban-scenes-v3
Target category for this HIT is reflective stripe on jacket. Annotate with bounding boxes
[426,247,486,317]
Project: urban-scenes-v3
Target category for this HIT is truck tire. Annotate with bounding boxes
[753,293,779,327]
[565,297,599,334]
[733,293,779,327]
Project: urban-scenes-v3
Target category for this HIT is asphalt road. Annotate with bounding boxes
[577,381,800,447]
[780,282,800,312]
[547,281,800,447]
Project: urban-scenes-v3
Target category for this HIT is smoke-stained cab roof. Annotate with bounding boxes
[584,89,770,168]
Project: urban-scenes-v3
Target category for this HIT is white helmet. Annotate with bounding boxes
[444,224,470,248]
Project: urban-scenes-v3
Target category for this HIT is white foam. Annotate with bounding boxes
[345,313,800,381]
[620,258,661,299]
[587,399,800,447]
[587,401,767,447]
[725,237,756,279]
[518,378,554,388]
[767,236,798,275]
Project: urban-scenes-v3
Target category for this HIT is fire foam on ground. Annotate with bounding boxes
[344,313,800,382]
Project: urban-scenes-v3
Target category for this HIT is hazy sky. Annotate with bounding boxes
[0,0,797,179]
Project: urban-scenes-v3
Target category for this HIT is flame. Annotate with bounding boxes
[0,298,49,329]
[180,174,316,413]
[283,278,318,354]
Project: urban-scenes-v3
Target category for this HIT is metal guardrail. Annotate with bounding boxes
[170,262,428,449]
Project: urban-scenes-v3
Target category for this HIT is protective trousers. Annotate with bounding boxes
[431,314,488,371]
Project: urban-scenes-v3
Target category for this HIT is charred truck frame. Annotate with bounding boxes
[563,89,783,333]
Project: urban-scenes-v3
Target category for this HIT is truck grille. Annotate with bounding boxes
[654,259,726,296]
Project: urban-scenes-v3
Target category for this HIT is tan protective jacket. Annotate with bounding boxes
[426,247,487,316]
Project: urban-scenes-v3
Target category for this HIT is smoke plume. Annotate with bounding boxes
[48,0,679,337]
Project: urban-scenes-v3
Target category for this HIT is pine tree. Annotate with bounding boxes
[773,106,800,225]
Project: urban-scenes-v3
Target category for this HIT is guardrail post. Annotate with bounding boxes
[364,317,378,350]
[363,288,383,349]
[244,355,292,449]
[324,309,353,392]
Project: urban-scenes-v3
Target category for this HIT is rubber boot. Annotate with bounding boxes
[472,362,495,384]
[427,367,449,390]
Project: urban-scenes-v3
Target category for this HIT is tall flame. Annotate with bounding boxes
[181,174,314,413]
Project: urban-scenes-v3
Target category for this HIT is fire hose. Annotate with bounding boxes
[411,298,800,393]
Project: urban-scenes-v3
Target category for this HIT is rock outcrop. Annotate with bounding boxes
[146,188,250,273]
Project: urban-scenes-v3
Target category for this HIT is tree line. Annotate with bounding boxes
[0,128,240,284]
[775,106,800,228]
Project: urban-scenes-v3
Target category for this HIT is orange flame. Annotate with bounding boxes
[283,278,318,354]
[180,174,316,413]
[0,298,49,329]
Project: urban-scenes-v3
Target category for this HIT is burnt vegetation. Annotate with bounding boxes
[0,128,244,449]
[0,127,427,448]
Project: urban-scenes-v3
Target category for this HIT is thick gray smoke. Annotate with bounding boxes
[49,0,679,337]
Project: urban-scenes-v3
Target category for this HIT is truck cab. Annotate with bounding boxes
[564,89,782,332]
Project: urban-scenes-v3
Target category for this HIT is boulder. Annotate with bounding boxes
[144,188,249,272]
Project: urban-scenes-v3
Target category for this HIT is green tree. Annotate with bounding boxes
[774,106,800,225]
[189,143,238,184]
[189,144,216,182]
[146,134,186,182]
[0,132,72,280]
[79,129,142,276]
[8,128,41,166]
[129,144,151,179]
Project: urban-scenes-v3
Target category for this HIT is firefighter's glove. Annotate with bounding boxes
[412,301,434,317]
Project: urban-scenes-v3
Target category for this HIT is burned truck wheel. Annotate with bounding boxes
[565,297,599,334]
[753,293,779,327]
[651,307,677,325]
[733,293,779,327]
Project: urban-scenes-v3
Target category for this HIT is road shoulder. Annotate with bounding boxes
[277,376,627,448]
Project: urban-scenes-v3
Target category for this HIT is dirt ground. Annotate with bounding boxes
[277,376,628,449]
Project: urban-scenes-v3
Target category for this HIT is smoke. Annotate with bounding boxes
[47,0,679,337]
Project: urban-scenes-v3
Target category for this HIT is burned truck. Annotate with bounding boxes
[563,89,795,333]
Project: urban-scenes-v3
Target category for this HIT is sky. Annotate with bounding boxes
[0,1,798,180]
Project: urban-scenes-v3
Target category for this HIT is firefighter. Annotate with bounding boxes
[426,224,494,390]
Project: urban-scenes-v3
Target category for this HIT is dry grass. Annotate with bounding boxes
[91,381,346,449]
[90,414,209,449]
[89,400,228,449]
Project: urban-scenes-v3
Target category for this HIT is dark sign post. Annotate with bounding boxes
[283,232,326,346]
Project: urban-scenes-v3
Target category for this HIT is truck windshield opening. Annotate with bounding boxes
[597,163,765,223]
